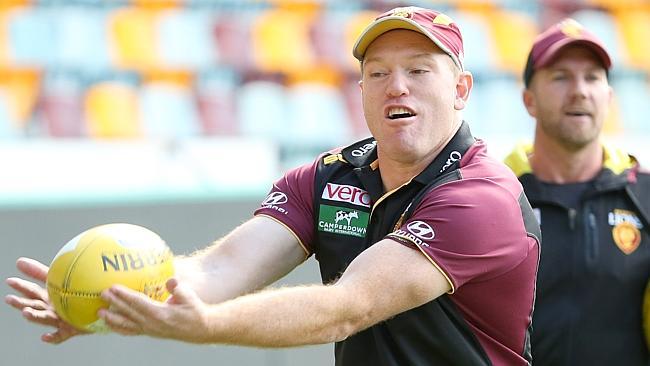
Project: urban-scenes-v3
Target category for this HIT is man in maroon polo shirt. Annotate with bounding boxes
[6,6,540,365]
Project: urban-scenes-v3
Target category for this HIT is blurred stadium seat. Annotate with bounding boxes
[108,7,159,71]
[250,8,315,75]
[342,10,379,71]
[40,70,85,137]
[614,9,650,73]
[52,6,111,71]
[286,81,350,146]
[487,9,538,74]
[340,73,368,140]
[84,80,141,138]
[156,8,217,70]
[0,89,18,138]
[139,76,201,139]
[465,75,533,140]
[195,67,240,136]
[211,10,257,72]
[0,67,38,130]
[6,6,56,67]
[237,79,288,144]
[0,10,11,67]
[611,71,650,134]
[310,6,364,71]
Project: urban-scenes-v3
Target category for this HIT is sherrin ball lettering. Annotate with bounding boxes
[46,223,174,332]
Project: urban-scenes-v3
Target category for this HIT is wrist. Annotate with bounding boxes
[190,301,226,344]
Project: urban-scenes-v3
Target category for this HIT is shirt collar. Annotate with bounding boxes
[413,121,476,184]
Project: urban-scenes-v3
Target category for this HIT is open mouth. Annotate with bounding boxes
[564,109,591,117]
[387,107,416,120]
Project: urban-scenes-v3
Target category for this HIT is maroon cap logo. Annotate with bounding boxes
[391,7,413,19]
[559,19,584,38]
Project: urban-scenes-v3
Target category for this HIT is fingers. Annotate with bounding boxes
[166,279,197,305]
[42,324,84,344]
[101,285,151,325]
[6,277,49,302]
[6,292,60,329]
[5,295,61,329]
[166,279,185,305]
[42,331,69,344]
[5,294,49,312]
[166,278,179,293]
[16,257,49,283]
[7,257,84,345]
[21,306,62,328]
[98,308,141,336]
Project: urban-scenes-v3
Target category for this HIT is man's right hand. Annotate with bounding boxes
[5,257,83,344]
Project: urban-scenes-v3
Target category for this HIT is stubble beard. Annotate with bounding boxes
[542,118,601,152]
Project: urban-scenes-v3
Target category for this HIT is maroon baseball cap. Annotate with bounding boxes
[524,18,612,87]
[352,6,464,70]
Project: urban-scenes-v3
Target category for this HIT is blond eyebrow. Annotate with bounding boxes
[363,53,435,66]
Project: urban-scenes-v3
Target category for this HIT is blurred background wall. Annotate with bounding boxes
[1,0,649,365]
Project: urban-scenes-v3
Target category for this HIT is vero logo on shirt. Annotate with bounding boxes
[322,183,371,207]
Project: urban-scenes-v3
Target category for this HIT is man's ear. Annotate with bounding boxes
[454,71,473,110]
[522,88,537,118]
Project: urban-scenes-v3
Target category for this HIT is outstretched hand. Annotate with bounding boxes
[5,257,83,344]
[99,278,212,343]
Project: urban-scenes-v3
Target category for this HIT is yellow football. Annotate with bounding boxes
[46,223,174,332]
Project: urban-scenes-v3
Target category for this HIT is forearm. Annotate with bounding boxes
[195,239,451,347]
[100,239,448,346]
[173,217,307,304]
[201,284,372,347]
[173,247,255,303]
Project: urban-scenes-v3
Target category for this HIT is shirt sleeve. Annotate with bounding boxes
[386,178,533,292]
[253,157,319,255]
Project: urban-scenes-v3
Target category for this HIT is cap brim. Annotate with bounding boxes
[352,16,461,70]
[536,37,612,69]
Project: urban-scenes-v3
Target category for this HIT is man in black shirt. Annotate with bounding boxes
[505,18,650,366]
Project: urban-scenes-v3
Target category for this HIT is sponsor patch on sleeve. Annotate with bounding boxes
[387,221,436,248]
[260,191,289,215]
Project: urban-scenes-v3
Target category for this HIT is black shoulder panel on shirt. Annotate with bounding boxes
[519,191,542,244]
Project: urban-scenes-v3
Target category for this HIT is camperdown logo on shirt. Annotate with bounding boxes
[322,183,371,208]
[318,205,369,238]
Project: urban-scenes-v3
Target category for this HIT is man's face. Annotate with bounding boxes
[360,29,469,165]
[524,45,612,151]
